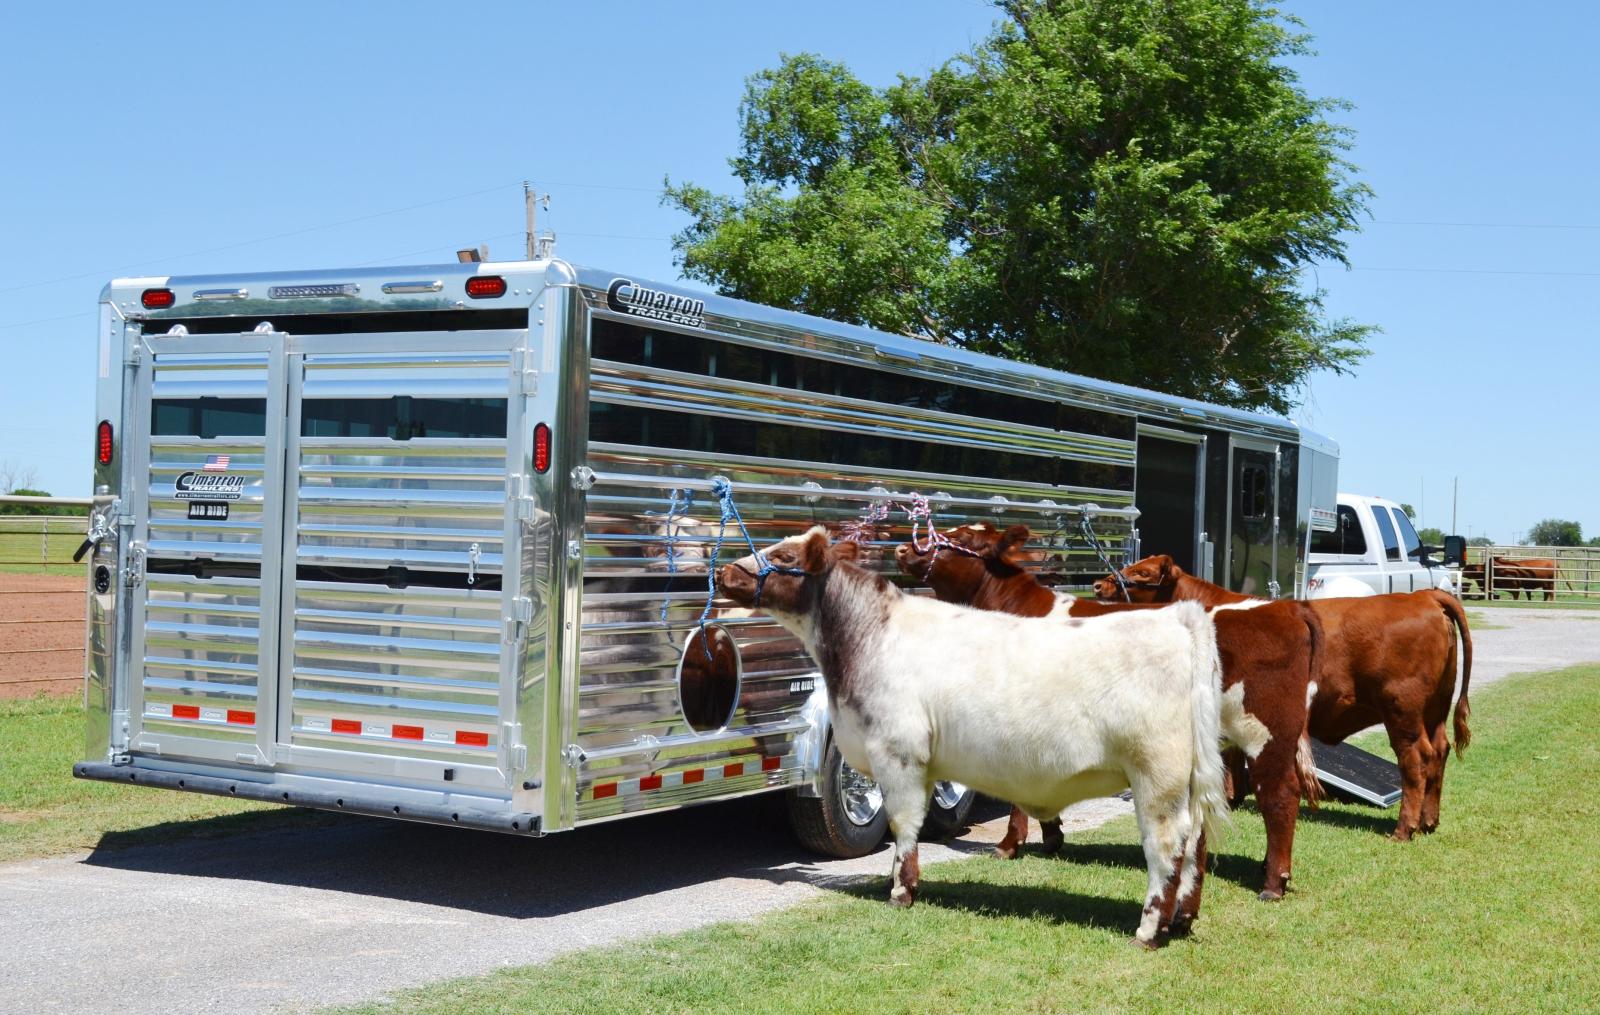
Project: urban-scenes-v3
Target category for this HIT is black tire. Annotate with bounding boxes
[786,740,889,859]
[920,781,976,840]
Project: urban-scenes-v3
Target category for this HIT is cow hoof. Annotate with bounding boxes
[1390,829,1415,843]
[1132,935,1164,951]
[1166,916,1195,938]
[886,891,917,909]
[1257,889,1284,902]
[1040,837,1064,856]
[992,845,1020,860]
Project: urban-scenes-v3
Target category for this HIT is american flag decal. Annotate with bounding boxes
[202,454,231,471]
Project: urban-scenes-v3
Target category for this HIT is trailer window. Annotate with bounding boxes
[1309,504,1367,555]
[1372,506,1402,561]
[152,397,267,438]
[590,319,1134,440]
[1238,464,1269,520]
[301,397,507,440]
[589,403,1130,490]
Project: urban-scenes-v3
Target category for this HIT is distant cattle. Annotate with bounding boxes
[1461,556,1567,600]
[1097,555,1473,842]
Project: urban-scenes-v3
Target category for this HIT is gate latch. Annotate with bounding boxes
[467,542,481,585]
[123,543,147,589]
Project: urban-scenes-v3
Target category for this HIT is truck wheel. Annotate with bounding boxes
[786,740,888,859]
[920,780,976,840]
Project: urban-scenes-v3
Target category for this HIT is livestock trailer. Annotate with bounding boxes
[76,257,1339,856]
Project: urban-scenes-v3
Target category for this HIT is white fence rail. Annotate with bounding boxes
[0,497,91,572]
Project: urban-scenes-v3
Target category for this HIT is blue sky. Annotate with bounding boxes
[1,1,1593,543]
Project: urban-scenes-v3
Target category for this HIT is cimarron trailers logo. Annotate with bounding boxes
[606,278,705,328]
[174,471,247,501]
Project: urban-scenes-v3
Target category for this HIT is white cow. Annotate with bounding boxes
[717,526,1229,946]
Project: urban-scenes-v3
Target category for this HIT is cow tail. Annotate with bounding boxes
[1297,604,1327,808]
[1180,601,1231,847]
[1432,590,1473,757]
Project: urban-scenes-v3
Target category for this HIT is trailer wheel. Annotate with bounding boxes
[786,740,888,859]
[920,780,976,840]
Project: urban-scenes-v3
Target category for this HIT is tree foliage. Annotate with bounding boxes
[666,0,1373,414]
[1527,518,1583,547]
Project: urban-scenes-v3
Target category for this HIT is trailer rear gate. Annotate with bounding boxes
[124,325,527,795]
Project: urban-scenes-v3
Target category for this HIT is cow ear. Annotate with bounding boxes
[800,529,831,572]
[1159,556,1172,581]
[998,525,1032,556]
[829,539,862,565]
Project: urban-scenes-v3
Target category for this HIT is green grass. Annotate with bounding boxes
[341,666,1600,1015]
[0,694,328,862]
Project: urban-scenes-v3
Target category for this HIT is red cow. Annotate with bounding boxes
[1095,555,1473,841]
[898,524,1324,904]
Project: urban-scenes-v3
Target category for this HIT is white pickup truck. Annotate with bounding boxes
[1305,493,1458,598]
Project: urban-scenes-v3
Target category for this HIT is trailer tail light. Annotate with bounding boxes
[96,420,114,465]
[533,422,551,473]
[141,288,175,309]
[464,275,506,299]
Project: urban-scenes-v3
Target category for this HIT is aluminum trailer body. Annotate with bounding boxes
[78,258,1337,839]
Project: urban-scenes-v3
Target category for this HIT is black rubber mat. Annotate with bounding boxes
[1310,739,1403,807]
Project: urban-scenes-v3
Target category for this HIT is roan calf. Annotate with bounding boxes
[718,526,1231,946]
[898,523,1324,902]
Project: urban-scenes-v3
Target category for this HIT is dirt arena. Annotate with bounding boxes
[0,575,85,699]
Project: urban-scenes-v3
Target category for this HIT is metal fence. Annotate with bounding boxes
[0,496,91,573]
[1456,544,1600,605]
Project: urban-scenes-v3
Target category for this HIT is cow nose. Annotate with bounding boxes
[894,544,908,561]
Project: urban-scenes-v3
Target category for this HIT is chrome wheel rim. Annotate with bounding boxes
[931,780,968,811]
[839,760,884,827]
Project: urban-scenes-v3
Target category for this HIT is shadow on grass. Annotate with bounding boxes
[1296,803,1397,836]
[835,874,1137,934]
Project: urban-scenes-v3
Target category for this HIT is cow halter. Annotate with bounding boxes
[903,493,983,560]
[699,478,811,658]
[1077,507,1131,603]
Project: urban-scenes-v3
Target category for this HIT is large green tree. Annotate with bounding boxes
[1527,518,1583,547]
[666,0,1372,414]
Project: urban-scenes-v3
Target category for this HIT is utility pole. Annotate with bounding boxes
[1452,476,1458,536]
[524,181,537,261]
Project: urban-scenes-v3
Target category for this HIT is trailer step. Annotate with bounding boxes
[1309,739,1403,807]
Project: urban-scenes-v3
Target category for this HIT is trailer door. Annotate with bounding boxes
[125,331,289,767]
[276,332,524,793]
[1226,437,1280,597]
[126,325,527,792]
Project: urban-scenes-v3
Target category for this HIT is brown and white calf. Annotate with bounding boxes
[898,524,1324,902]
[718,527,1230,945]
[1097,555,1473,841]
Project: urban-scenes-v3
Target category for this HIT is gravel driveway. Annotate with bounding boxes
[1,605,1591,1014]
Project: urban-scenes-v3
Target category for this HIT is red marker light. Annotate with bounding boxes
[533,422,551,473]
[96,420,114,465]
[465,275,507,299]
[141,288,175,309]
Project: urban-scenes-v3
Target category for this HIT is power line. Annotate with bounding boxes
[1351,265,1600,278]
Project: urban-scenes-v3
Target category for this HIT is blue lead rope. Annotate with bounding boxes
[658,488,690,624]
[691,477,808,660]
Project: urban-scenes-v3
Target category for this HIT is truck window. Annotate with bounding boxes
[1393,508,1422,560]
[1372,506,1401,562]
[1309,504,1366,555]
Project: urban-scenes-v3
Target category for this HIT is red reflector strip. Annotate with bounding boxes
[593,783,618,799]
[639,774,663,791]
[762,756,782,772]
[331,718,362,735]
[226,709,255,726]
[456,730,489,747]
[723,763,744,778]
[171,704,200,720]
[392,724,424,740]
[682,769,704,784]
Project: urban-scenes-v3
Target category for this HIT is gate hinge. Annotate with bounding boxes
[562,744,586,769]
[507,475,538,522]
[124,341,144,367]
[507,596,534,643]
[503,723,527,770]
[515,348,539,396]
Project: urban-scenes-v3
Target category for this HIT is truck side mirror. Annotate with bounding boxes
[1442,535,1466,567]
